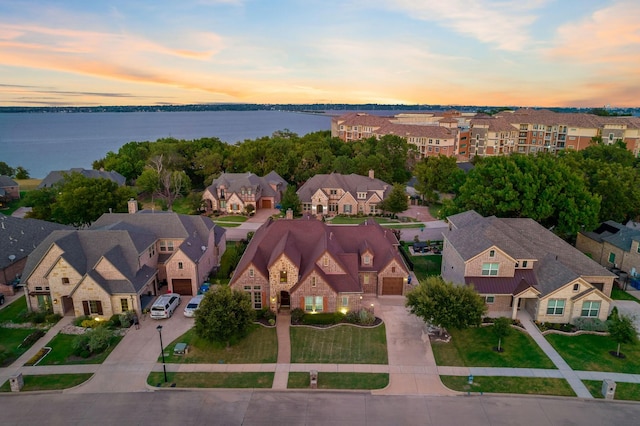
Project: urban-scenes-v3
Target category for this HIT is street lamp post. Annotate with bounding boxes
[156,325,168,383]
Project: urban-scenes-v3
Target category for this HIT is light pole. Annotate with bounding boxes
[156,325,167,383]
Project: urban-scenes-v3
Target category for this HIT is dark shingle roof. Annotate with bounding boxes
[38,168,126,189]
[297,173,392,203]
[0,175,18,187]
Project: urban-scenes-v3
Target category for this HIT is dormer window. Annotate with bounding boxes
[357,192,367,199]
[363,255,371,265]
[280,270,287,283]
[249,268,254,277]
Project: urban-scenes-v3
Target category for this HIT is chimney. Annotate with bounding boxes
[286,208,293,220]
[368,169,374,180]
[128,198,138,214]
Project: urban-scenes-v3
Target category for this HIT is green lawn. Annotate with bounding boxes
[290,324,387,364]
[432,326,556,369]
[0,327,40,367]
[287,372,389,389]
[147,372,273,388]
[211,241,246,281]
[213,215,248,223]
[440,375,575,397]
[36,332,123,365]
[583,380,640,401]
[611,287,640,302]
[546,333,640,373]
[0,295,28,324]
[0,373,93,392]
[408,252,442,282]
[161,325,277,364]
[326,216,395,225]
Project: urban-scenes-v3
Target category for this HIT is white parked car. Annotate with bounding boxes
[183,295,204,317]
[150,294,181,319]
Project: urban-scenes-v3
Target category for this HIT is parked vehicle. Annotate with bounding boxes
[0,294,5,305]
[183,295,204,317]
[150,294,181,319]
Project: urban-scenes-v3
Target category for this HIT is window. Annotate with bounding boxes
[83,300,103,316]
[581,301,600,317]
[178,262,183,270]
[341,296,349,307]
[369,204,377,214]
[357,192,367,199]
[489,250,495,257]
[120,298,129,312]
[343,204,352,214]
[244,285,262,309]
[608,252,616,264]
[323,257,329,267]
[160,241,174,252]
[364,275,370,284]
[392,266,396,273]
[546,299,565,315]
[330,189,337,195]
[637,244,640,254]
[232,204,239,211]
[304,296,323,312]
[311,277,316,287]
[62,277,70,284]
[573,283,580,292]
[481,263,499,276]
[363,255,371,265]
[485,295,495,304]
[329,203,338,212]
[522,261,528,268]
[249,268,254,277]
[220,200,227,209]
[280,270,287,283]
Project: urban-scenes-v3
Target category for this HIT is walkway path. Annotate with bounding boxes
[272,311,291,389]
[517,311,593,398]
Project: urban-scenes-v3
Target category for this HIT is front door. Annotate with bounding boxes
[62,296,74,315]
[316,205,323,214]
[280,291,290,307]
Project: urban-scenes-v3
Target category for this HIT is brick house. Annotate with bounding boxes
[441,210,615,323]
[22,205,226,318]
[297,171,392,217]
[0,175,20,208]
[202,171,287,214]
[575,221,640,279]
[229,216,410,313]
[0,214,72,295]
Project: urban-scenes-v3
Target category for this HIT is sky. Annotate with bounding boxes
[1,0,639,108]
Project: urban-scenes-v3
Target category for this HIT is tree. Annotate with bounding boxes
[405,276,487,335]
[194,286,256,346]
[607,313,637,358]
[379,183,408,217]
[492,317,512,352]
[138,155,191,211]
[280,185,302,216]
[0,161,14,177]
[414,155,464,203]
[14,166,30,179]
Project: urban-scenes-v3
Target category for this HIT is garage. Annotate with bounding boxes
[262,199,272,209]
[172,279,193,296]
[382,277,404,295]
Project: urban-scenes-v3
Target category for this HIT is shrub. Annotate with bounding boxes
[119,311,134,328]
[573,317,608,332]
[357,309,376,325]
[19,310,48,324]
[73,315,92,327]
[87,327,113,354]
[301,312,343,325]
[345,310,359,324]
[291,308,305,323]
[80,319,101,329]
[45,313,62,324]
[108,314,121,327]
[72,334,90,356]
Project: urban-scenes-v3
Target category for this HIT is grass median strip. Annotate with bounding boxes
[432,326,555,369]
[147,372,273,388]
[287,372,389,390]
[290,324,387,364]
[583,380,640,401]
[440,375,575,397]
[0,373,93,392]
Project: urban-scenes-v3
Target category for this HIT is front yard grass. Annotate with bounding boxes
[0,327,40,367]
[583,380,640,401]
[0,373,93,392]
[290,324,387,364]
[147,372,273,388]
[611,287,640,302]
[432,326,556,369]
[0,295,29,324]
[161,325,277,364]
[36,333,123,365]
[326,216,395,225]
[546,333,640,373]
[287,372,389,390]
[213,215,248,223]
[440,375,575,397]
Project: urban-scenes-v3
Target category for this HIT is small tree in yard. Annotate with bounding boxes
[607,313,637,358]
[492,317,511,352]
[405,276,487,335]
[194,286,256,347]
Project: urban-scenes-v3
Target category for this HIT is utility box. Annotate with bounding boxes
[9,373,24,392]
[602,379,616,400]
[310,370,318,389]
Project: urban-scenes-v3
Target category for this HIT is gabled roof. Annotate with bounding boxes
[0,175,18,187]
[231,216,407,294]
[0,214,73,270]
[205,171,287,199]
[297,172,391,203]
[581,220,640,252]
[38,168,126,189]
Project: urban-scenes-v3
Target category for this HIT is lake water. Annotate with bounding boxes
[0,111,332,178]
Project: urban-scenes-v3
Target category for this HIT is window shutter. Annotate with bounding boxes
[300,297,305,310]
[323,297,328,312]
[97,301,103,315]
[82,301,89,316]
[262,291,266,308]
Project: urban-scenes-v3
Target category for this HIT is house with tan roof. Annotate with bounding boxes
[22,204,226,318]
[202,171,287,214]
[442,210,615,323]
[297,171,391,217]
[229,216,410,313]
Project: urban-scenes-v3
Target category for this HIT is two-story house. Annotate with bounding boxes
[576,221,640,279]
[22,204,226,319]
[202,171,287,214]
[229,215,410,313]
[298,171,391,217]
[442,210,615,324]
